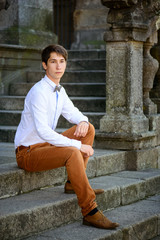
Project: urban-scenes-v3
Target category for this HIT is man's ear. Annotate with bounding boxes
[42,62,47,71]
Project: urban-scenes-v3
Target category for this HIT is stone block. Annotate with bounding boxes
[0,0,57,47]
[96,150,126,176]
[0,165,22,198]
[0,163,66,198]
[121,181,146,205]
[72,0,108,49]
[0,190,81,240]
[21,167,66,193]
[145,176,160,196]
[123,217,158,240]
[74,9,107,30]
[126,148,158,170]
[96,187,121,211]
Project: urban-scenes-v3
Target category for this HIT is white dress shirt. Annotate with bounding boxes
[14,75,88,149]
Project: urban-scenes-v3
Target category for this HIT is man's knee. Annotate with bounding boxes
[65,147,84,166]
[66,147,81,159]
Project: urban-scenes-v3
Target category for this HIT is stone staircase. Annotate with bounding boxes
[0,49,160,240]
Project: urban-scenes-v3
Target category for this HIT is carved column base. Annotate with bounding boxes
[95,130,157,150]
[100,114,149,135]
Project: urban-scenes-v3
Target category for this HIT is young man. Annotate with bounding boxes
[14,44,119,229]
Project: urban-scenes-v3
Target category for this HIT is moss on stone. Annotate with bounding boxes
[82,40,105,49]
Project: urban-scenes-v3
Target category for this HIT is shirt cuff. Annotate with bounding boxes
[71,139,81,150]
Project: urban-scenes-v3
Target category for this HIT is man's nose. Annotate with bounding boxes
[56,63,61,69]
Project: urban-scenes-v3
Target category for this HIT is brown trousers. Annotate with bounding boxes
[16,123,97,216]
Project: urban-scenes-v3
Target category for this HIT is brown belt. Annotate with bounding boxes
[15,145,29,154]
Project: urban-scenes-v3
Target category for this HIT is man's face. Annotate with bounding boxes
[42,52,66,84]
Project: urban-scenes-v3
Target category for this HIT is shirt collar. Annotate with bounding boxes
[43,75,61,92]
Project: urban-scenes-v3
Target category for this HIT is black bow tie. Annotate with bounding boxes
[54,85,62,92]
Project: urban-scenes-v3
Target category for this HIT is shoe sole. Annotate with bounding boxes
[83,219,118,230]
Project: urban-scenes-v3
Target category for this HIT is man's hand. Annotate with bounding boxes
[80,144,94,157]
[74,121,89,138]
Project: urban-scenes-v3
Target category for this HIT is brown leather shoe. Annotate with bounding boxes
[64,182,104,195]
[83,211,119,229]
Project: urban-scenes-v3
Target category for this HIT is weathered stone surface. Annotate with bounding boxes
[102,0,160,42]
[0,169,160,239]
[0,163,66,198]
[121,181,146,205]
[126,147,158,170]
[95,131,157,150]
[24,195,160,240]
[95,150,126,176]
[123,217,158,240]
[100,0,160,154]
[0,44,42,94]
[100,41,149,135]
[0,143,127,198]
[0,0,57,47]
[72,0,108,49]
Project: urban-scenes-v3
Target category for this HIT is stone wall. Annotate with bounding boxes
[0,0,57,48]
[72,0,109,49]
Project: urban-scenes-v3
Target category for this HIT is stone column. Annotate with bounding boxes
[100,40,148,134]
[96,0,160,150]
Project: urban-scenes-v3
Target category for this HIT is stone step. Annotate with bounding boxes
[9,82,106,97]
[0,142,15,165]
[0,110,104,129]
[24,194,160,240]
[66,59,105,70]
[26,70,106,83]
[0,45,105,61]
[0,96,106,112]
[68,49,106,59]
[0,169,160,239]
[0,125,17,142]
[0,142,126,198]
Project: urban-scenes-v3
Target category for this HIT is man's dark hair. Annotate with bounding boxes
[41,44,68,64]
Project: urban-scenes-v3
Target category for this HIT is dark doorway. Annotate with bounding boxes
[53,0,76,49]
